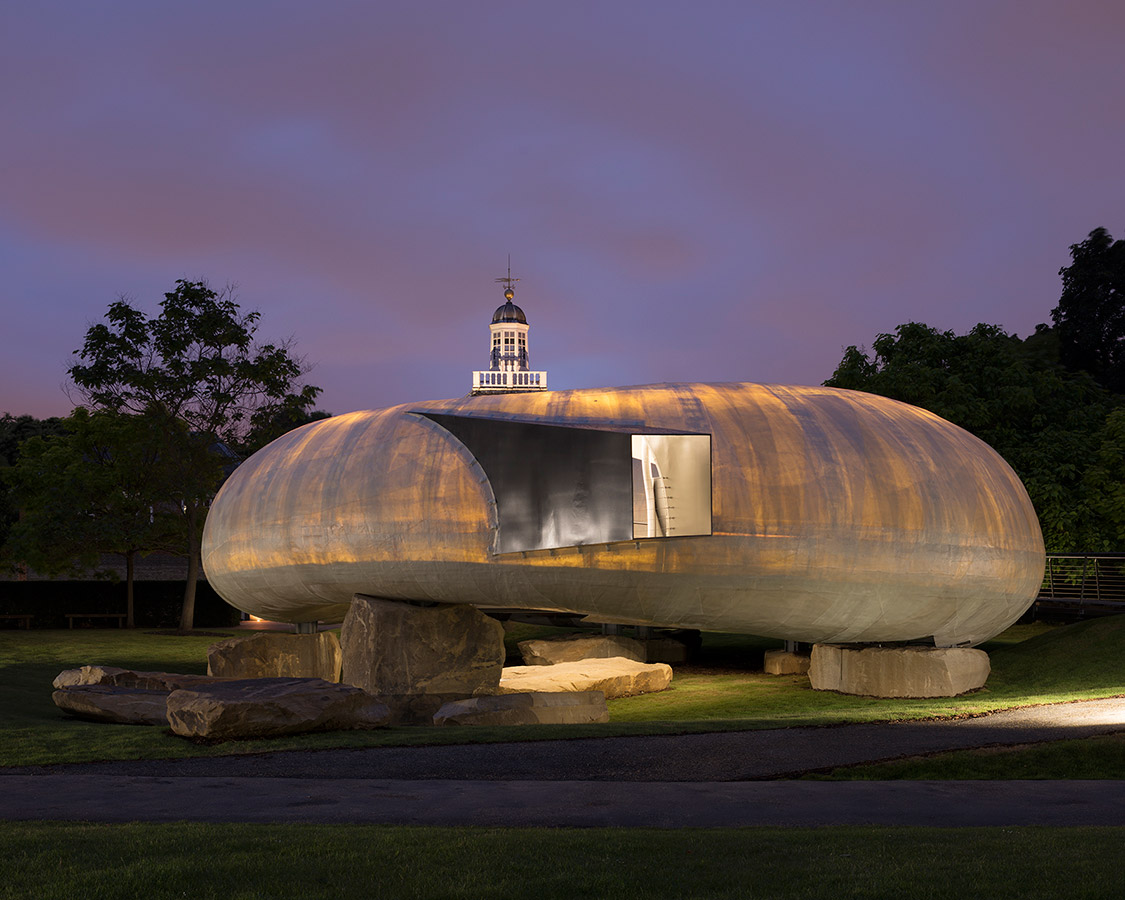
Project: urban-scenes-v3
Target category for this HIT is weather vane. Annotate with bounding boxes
[495,255,519,298]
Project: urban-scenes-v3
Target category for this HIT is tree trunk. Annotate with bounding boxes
[126,549,135,629]
[178,503,200,634]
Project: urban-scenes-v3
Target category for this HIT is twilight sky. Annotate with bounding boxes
[3,1,1124,419]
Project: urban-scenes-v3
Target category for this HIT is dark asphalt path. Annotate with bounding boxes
[4,776,1125,827]
[3,697,1124,826]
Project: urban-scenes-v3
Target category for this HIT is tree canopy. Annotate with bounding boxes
[0,414,65,551]
[69,280,321,447]
[825,226,1125,552]
[66,280,321,630]
[3,408,185,626]
[825,322,1114,552]
[1052,227,1125,393]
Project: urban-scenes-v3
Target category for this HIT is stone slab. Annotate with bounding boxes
[518,634,645,665]
[498,657,672,699]
[808,644,990,697]
[434,691,609,726]
[52,686,171,726]
[340,595,505,696]
[53,666,230,691]
[763,649,811,675]
[207,632,342,682]
[166,678,390,740]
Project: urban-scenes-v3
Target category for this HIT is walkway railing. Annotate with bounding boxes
[1034,554,1125,619]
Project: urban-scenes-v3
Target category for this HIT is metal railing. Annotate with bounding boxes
[1034,554,1125,619]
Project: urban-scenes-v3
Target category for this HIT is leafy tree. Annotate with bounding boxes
[3,408,184,627]
[1084,407,1125,548]
[0,414,66,467]
[825,322,1113,551]
[0,414,65,552]
[1052,227,1125,393]
[68,280,321,631]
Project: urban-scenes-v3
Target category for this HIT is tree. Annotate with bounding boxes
[68,280,321,631]
[3,408,184,627]
[825,322,1114,551]
[1085,408,1125,542]
[0,414,65,553]
[1052,227,1125,393]
[0,414,66,466]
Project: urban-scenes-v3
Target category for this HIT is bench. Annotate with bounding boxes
[0,614,32,629]
[66,613,127,629]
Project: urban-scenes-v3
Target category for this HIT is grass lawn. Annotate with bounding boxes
[1,822,1122,900]
[1,616,1123,767]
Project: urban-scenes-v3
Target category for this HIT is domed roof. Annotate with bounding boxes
[491,289,527,324]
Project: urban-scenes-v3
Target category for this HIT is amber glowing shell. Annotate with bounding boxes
[201,383,1045,646]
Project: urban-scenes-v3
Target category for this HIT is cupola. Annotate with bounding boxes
[471,262,548,395]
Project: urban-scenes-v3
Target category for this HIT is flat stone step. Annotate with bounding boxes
[498,657,672,699]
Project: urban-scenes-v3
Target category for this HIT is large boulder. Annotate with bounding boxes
[434,691,609,726]
[207,632,342,682]
[518,634,645,665]
[166,678,390,740]
[53,666,229,691]
[52,685,171,725]
[340,595,505,696]
[498,657,672,699]
[808,644,991,697]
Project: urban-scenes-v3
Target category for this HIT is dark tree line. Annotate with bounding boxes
[826,227,1125,552]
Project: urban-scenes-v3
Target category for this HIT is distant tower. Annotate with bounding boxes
[471,262,548,395]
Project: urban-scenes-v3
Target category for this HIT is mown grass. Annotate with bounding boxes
[601,618,1125,727]
[1,616,1122,768]
[0,822,1122,900]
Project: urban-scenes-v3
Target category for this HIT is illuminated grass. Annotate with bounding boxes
[610,617,1125,724]
[1,617,1121,767]
[0,823,1121,900]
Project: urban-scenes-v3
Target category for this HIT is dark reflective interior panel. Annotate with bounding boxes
[422,414,633,553]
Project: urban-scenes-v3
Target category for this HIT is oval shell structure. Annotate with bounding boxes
[202,382,1045,646]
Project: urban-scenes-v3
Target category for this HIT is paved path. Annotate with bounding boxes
[4,697,1124,826]
[4,776,1125,827]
